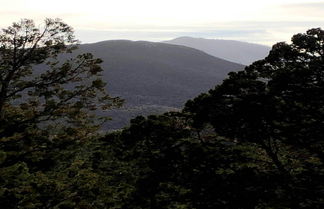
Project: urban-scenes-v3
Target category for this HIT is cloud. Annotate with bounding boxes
[1,1,323,46]
[279,2,324,20]
[283,2,324,9]
[74,20,323,46]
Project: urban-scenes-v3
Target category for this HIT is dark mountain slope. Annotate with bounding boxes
[77,40,244,129]
[164,37,271,65]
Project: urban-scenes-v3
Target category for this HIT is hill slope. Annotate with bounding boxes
[77,40,244,129]
[164,37,271,65]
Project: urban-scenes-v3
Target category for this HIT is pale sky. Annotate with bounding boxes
[1,0,324,45]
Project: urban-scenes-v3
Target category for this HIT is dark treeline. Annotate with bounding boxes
[0,19,323,208]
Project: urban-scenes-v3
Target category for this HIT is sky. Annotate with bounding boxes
[0,0,324,46]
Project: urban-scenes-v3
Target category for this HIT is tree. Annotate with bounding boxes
[184,28,324,207]
[0,19,122,208]
[186,28,324,162]
[0,18,122,139]
[104,112,286,209]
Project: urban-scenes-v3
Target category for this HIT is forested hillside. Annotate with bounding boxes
[77,40,244,129]
[0,19,323,208]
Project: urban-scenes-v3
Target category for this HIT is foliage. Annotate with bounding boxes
[184,28,324,208]
[1,21,323,208]
[0,19,122,209]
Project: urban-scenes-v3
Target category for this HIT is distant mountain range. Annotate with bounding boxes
[76,40,244,129]
[163,37,271,65]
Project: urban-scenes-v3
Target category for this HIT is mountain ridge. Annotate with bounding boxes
[163,37,271,65]
[75,40,245,129]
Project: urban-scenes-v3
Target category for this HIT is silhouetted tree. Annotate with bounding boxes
[184,28,324,208]
[0,19,122,209]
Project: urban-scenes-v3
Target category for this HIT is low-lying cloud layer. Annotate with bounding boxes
[1,0,324,46]
[76,20,323,46]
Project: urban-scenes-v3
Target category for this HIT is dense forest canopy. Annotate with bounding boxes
[0,19,323,208]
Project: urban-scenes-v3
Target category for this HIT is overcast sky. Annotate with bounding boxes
[1,0,324,46]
